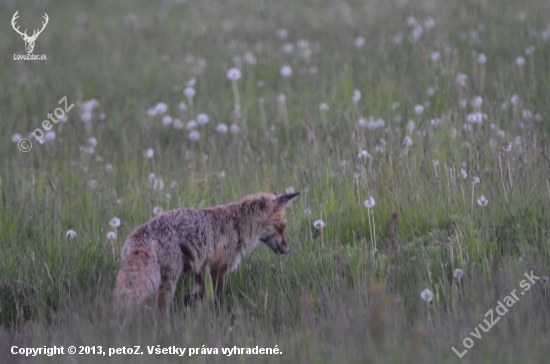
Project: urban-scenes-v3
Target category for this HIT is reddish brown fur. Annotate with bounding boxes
[114,192,299,314]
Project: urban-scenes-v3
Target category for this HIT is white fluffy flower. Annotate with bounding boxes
[11,133,22,143]
[109,217,121,228]
[453,268,464,279]
[66,230,77,238]
[313,220,325,229]
[153,206,164,216]
[188,130,200,141]
[178,102,188,112]
[477,53,487,64]
[216,123,229,134]
[403,136,413,147]
[354,37,366,48]
[144,148,154,158]
[184,87,196,98]
[420,288,434,302]
[162,115,173,126]
[352,89,361,103]
[516,57,525,67]
[197,113,209,125]
[173,118,184,129]
[477,195,488,207]
[230,123,240,134]
[364,196,375,209]
[227,67,242,81]
[358,150,371,159]
[107,231,116,240]
[280,65,292,77]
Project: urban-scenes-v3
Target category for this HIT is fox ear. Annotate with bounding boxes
[276,192,300,208]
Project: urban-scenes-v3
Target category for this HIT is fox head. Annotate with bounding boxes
[258,192,300,254]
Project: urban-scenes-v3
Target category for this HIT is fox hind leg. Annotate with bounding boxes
[156,262,183,312]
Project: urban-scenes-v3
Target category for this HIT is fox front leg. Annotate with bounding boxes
[210,268,227,297]
[183,272,205,306]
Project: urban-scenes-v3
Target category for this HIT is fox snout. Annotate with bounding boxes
[277,244,291,254]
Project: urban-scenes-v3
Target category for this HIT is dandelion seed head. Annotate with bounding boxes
[358,150,371,159]
[352,89,361,103]
[188,130,200,141]
[313,220,325,229]
[173,118,184,129]
[184,87,196,98]
[354,36,366,48]
[197,113,209,125]
[243,52,257,66]
[477,195,488,206]
[516,56,525,67]
[230,123,240,135]
[319,103,329,112]
[414,105,424,115]
[473,96,483,107]
[178,102,188,112]
[276,28,288,39]
[280,65,293,77]
[472,176,480,184]
[66,230,77,238]
[456,74,468,88]
[364,196,375,209]
[424,17,435,29]
[453,268,464,279]
[11,133,22,143]
[227,67,242,81]
[144,148,154,158]
[281,43,295,54]
[420,289,434,302]
[430,51,440,62]
[216,123,228,134]
[153,206,164,216]
[45,131,56,142]
[162,115,173,126]
[109,217,121,228]
[107,231,116,240]
[477,53,487,64]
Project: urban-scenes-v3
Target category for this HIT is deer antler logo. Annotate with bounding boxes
[11,11,49,54]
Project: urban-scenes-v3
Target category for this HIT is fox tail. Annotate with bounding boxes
[113,244,161,315]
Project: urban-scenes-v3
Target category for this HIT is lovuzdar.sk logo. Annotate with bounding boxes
[12,10,48,61]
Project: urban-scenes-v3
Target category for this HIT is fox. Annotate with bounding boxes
[113,192,299,314]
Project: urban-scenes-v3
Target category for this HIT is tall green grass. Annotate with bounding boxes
[1,0,550,362]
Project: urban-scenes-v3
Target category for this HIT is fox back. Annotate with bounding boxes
[114,192,299,314]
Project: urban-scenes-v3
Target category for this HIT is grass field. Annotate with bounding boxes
[2,0,550,362]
